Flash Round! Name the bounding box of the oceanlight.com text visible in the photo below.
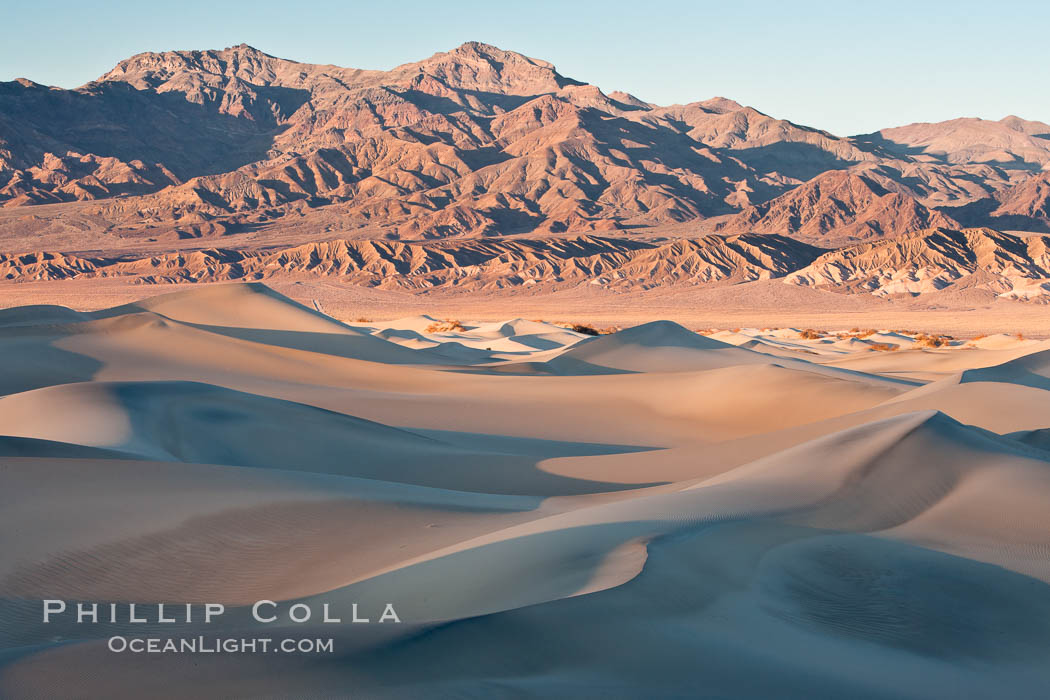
[107,636,335,654]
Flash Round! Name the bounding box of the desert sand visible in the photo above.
[3,274,1050,339]
[0,282,1048,698]
[5,30,1050,700]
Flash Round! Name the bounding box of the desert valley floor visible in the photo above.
[0,282,1049,698]
[3,272,1050,339]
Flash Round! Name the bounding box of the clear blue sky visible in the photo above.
[4,0,1048,136]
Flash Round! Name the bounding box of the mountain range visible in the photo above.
[1,42,1049,299]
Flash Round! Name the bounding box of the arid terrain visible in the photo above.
[1,283,1049,697]
[2,39,1050,699]
[1,42,1050,324]
[4,42,1050,243]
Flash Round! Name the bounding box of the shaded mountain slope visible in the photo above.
[3,42,1048,245]
[716,169,960,245]
[785,227,1050,299]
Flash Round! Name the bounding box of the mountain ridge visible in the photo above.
[1,42,1049,302]
[2,41,1046,245]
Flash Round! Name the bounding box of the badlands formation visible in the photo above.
[0,284,1049,697]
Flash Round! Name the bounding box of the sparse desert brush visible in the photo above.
[1017,332,1026,340]
[354,317,372,323]
[915,333,951,348]
[558,322,617,335]
[567,323,601,336]
[799,328,824,340]
[971,334,987,341]
[694,328,716,335]
[868,342,900,352]
[425,319,467,333]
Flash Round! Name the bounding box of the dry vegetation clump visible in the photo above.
[354,317,372,323]
[836,328,876,340]
[914,333,953,348]
[566,323,619,335]
[554,321,618,335]
[1017,332,1026,340]
[868,342,900,352]
[425,319,467,333]
[694,328,717,336]
[799,328,826,340]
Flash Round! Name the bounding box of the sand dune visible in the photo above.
[0,380,662,495]
[0,283,1048,699]
[545,320,762,374]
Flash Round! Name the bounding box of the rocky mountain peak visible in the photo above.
[1,42,1048,259]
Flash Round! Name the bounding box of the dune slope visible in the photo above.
[0,283,1048,699]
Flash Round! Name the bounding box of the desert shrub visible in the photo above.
[567,323,601,336]
[799,328,825,340]
[425,319,467,333]
[556,322,618,335]
[868,342,900,352]
[915,333,952,348]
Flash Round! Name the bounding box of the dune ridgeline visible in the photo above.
[0,283,1049,697]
